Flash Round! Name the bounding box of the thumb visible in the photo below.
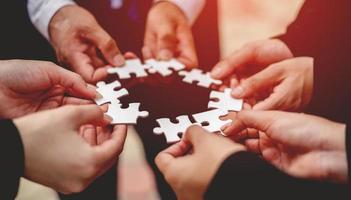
[84,27,125,66]
[157,28,178,60]
[231,63,282,99]
[182,125,211,150]
[64,105,107,128]
[223,110,279,138]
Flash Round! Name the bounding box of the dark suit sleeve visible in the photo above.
[205,151,351,200]
[0,120,24,199]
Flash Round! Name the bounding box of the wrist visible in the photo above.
[152,1,189,24]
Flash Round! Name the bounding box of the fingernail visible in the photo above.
[104,114,113,123]
[211,64,223,78]
[95,92,103,100]
[232,86,244,98]
[113,54,125,66]
[87,84,97,98]
[158,49,173,60]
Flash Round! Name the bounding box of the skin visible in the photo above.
[155,125,246,200]
[49,5,124,83]
[211,39,313,111]
[223,110,348,183]
[143,2,198,68]
[14,105,127,194]
[0,60,96,119]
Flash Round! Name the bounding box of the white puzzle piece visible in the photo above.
[178,69,222,88]
[192,109,232,133]
[145,58,185,76]
[153,115,194,143]
[95,81,128,105]
[208,88,243,112]
[106,103,149,124]
[107,58,149,79]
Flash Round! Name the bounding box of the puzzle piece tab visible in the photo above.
[106,103,149,124]
[208,88,243,112]
[153,115,194,143]
[178,69,222,88]
[145,58,185,76]
[94,81,128,105]
[107,58,149,79]
[192,109,232,133]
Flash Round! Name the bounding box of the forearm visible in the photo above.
[154,0,206,25]
[0,120,24,199]
[27,0,75,40]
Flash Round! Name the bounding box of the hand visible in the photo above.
[155,126,245,200]
[50,5,124,83]
[223,111,348,183]
[211,40,313,111]
[0,60,96,119]
[14,105,127,194]
[143,2,198,68]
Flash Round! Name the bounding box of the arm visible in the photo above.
[155,0,206,25]
[346,124,351,183]
[0,120,24,199]
[27,0,75,40]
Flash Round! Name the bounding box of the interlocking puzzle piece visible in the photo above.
[145,58,185,76]
[107,58,149,79]
[94,81,128,105]
[106,103,149,124]
[208,88,243,112]
[192,109,232,133]
[178,69,222,88]
[153,115,194,143]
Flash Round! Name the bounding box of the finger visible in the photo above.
[143,28,157,60]
[84,27,125,66]
[124,52,138,59]
[245,139,260,154]
[156,26,178,60]
[155,140,190,173]
[62,97,93,105]
[231,64,283,99]
[68,52,107,83]
[81,125,97,146]
[176,26,198,68]
[93,125,127,164]
[87,46,107,67]
[65,105,107,128]
[222,110,278,137]
[183,125,211,149]
[47,62,97,99]
[252,91,286,111]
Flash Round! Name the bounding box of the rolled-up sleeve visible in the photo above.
[154,0,206,25]
[27,0,76,40]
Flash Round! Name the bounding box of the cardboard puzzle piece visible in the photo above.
[192,109,232,133]
[107,58,149,79]
[94,81,128,105]
[178,69,222,88]
[153,115,194,143]
[106,103,149,124]
[145,58,185,77]
[208,88,243,112]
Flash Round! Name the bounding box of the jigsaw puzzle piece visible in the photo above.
[208,88,243,112]
[94,81,128,105]
[178,69,222,88]
[106,103,149,124]
[107,58,149,79]
[192,109,232,133]
[153,115,194,143]
[145,58,185,76]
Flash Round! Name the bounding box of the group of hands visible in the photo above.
[1,2,347,198]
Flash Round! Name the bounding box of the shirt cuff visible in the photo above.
[154,0,206,25]
[28,0,76,41]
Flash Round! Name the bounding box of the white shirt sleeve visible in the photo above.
[154,0,206,25]
[27,0,76,40]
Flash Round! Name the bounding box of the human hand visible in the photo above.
[14,105,127,194]
[211,40,313,111]
[143,2,198,68]
[0,60,96,119]
[49,5,124,83]
[223,110,348,183]
[156,126,245,200]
